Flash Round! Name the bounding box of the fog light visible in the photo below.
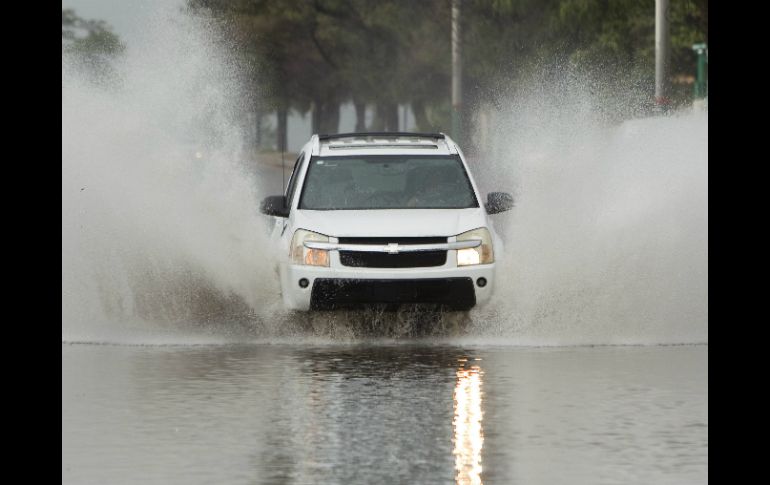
[476,277,487,288]
[299,278,309,288]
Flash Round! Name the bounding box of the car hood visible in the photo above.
[293,208,488,238]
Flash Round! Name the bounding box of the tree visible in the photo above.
[186,0,708,146]
[62,9,125,83]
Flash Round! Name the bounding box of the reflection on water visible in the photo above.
[453,359,484,485]
[62,344,707,485]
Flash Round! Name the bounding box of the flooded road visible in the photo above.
[62,3,707,483]
[62,343,707,484]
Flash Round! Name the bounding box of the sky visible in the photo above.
[62,0,181,46]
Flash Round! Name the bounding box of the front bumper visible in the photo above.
[310,278,476,310]
[279,261,494,311]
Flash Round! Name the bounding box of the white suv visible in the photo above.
[260,132,513,312]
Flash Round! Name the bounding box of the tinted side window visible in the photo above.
[285,152,305,207]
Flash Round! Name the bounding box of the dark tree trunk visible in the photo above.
[320,102,340,134]
[255,110,262,148]
[411,99,432,132]
[312,100,322,135]
[372,102,399,131]
[312,99,340,135]
[276,107,288,152]
[354,101,367,132]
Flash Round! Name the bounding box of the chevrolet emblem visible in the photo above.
[386,243,400,254]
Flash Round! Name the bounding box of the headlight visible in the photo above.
[290,229,330,267]
[456,228,494,266]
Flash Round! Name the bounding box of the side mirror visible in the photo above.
[485,192,514,214]
[260,195,289,218]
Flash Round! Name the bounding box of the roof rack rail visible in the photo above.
[318,132,445,141]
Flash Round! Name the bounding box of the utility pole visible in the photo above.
[655,0,671,110]
[451,0,462,142]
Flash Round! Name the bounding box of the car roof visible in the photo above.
[310,132,458,157]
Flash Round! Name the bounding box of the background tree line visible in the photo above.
[62,8,126,84]
[64,1,707,151]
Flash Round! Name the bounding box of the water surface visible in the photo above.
[62,343,707,484]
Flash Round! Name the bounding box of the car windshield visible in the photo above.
[299,155,479,210]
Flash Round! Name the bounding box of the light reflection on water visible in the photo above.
[62,344,707,485]
[453,360,484,485]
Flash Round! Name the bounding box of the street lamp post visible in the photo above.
[655,0,671,110]
[692,43,708,99]
[692,42,708,111]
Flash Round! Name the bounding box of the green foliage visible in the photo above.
[62,9,125,83]
[62,9,125,59]
[185,0,708,131]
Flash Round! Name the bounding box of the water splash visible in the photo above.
[62,7,707,346]
[62,6,282,343]
[471,76,708,345]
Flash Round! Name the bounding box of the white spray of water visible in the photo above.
[62,7,707,346]
[471,79,708,345]
[62,6,283,343]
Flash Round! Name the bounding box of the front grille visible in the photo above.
[338,237,447,268]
